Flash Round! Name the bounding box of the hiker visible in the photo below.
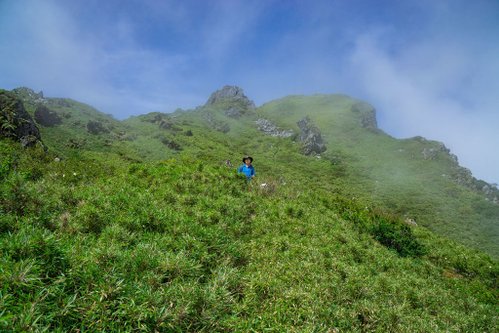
[238,156,255,181]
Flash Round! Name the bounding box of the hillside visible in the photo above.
[1,86,498,331]
[10,86,496,256]
[257,94,499,257]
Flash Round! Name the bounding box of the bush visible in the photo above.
[371,215,426,257]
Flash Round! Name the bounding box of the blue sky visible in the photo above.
[1,0,498,184]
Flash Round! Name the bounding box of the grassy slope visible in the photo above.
[0,139,497,332]
[9,89,499,257]
[1,90,497,330]
[258,94,499,257]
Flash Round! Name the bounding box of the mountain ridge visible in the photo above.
[0,85,497,331]
[1,85,498,257]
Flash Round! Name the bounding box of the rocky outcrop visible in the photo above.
[11,87,46,104]
[297,116,326,155]
[86,120,109,135]
[255,118,294,138]
[414,136,499,203]
[420,141,452,161]
[205,85,255,118]
[141,112,182,131]
[351,102,378,130]
[206,85,255,107]
[0,90,42,147]
[34,105,62,127]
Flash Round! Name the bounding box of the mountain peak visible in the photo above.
[205,85,255,109]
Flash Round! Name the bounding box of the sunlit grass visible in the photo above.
[0,139,497,331]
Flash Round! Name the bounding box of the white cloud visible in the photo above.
[0,0,205,117]
[348,30,499,184]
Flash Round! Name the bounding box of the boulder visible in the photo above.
[351,102,378,130]
[297,116,326,155]
[34,104,62,126]
[0,90,42,147]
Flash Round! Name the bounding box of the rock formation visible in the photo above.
[34,105,62,127]
[255,118,294,138]
[297,116,326,155]
[205,85,255,118]
[351,102,378,130]
[11,87,46,104]
[0,90,42,147]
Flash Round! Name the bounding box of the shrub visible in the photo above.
[371,215,426,257]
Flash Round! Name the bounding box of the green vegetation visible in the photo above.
[1,138,498,332]
[259,95,499,257]
[1,88,497,331]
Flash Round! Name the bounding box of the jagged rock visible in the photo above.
[205,85,255,118]
[224,107,243,118]
[34,105,62,127]
[11,87,46,104]
[297,116,326,155]
[351,102,378,130]
[86,120,109,135]
[206,85,255,107]
[422,147,438,160]
[0,90,42,147]
[255,118,294,137]
[422,143,450,160]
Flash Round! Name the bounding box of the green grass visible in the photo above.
[258,94,499,257]
[1,88,498,331]
[0,139,497,332]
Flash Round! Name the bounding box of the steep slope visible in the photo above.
[0,139,497,332]
[4,87,499,258]
[257,94,499,257]
[0,86,498,331]
[5,86,498,257]
[10,87,138,158]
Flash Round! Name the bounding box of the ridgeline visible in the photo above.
[1,86,497,332]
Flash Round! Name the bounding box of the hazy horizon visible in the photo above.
[1,0,498,184]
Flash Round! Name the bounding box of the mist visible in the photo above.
[1,0,498,184]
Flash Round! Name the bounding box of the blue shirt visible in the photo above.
[238,164,255,180]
